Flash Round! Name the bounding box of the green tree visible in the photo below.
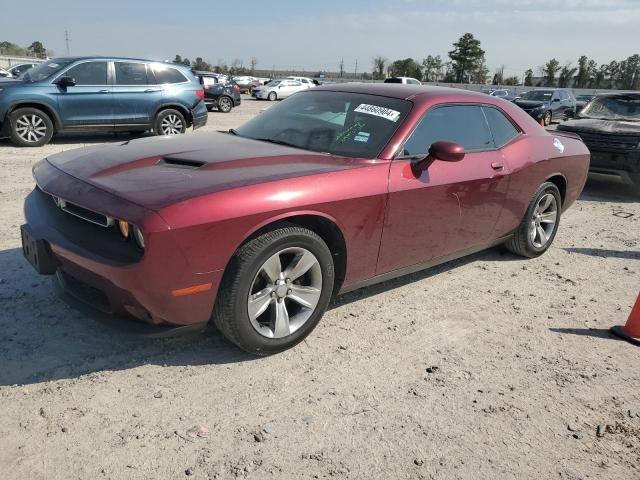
[541,58,560,87]
[448,33,486,83]
[524,69,533,86]
[606,61,620,88]
[250,57,258,75]
[0,41,27,56]
[592,64,607,89]
[558,63,577,88]
[372,55,387,80]
[389,58,421,78]
[27,41,47,58]
[192,57,211,71]
[574,56,591,88]
[503,76,520,86]
[173,54,183,64]
[422,55,443,82]
[492,65,504,85]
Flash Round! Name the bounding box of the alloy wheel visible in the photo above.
[218,97,232,112]
[247,247,322,338]
[15,114,47,143]
[160,114,183,135]
[529,193,557,248]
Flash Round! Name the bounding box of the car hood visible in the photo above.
[558,118,640,135]
[45,132,368,211]
[513,99,547,108]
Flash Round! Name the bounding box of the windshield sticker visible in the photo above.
[354,131,370,143]
[354,104,401,122]
[336,121,365,144]
[553,138,565,153]
[48,63,59,68]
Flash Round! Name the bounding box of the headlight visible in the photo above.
[132,226,145,249]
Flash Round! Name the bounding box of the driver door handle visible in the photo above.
[491,161,504,170]
[98,89,110,93]
[144,89,160,93]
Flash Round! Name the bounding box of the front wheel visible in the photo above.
[505,182,561,258]
[213,225,334,355]
[9,107,54,147]
[217,96,233,113]
[154,109,186,136]
[267,91,277,101]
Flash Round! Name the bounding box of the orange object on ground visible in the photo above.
[611,293,640,346]
[540,118,545,127]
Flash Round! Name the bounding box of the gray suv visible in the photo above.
[0,57,208,147]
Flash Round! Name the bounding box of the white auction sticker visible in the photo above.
[354,104,401,122]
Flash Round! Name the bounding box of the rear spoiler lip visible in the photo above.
[552,130,583,141]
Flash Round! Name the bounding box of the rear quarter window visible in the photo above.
[151,65,188,84]
[482,107,520,148]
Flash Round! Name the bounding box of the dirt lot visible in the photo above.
[0,96,639,480]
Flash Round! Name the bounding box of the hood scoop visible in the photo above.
[159,156,206,169]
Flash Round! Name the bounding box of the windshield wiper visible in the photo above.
[228,128,239,135]
[254,137,299,149]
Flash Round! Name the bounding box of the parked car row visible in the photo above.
[194,71,241,112]
[252,77,315,101]
[0,62,39,79]
[0,56,208,146]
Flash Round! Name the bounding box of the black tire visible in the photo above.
[542,111,552,126]
[217,96,233,113]
[9,107,54,147]
[213,225,335,356]
[268,91,277,101]
[505,182,562,258]
[153,109,186,136]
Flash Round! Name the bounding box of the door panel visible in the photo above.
[112,62,162,126]
[378,152,509,273]
[55,61,112,128]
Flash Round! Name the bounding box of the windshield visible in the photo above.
[265,80,281,86]
[520,90,553,101]
[576,95,594,102]
[580,95,640,121]
[235,90,412,158]
[23,58,76,82]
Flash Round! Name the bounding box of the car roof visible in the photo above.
[50,56,160,63]
[314,82,491,102]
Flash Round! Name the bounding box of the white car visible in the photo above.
[285,76,316,88]
[252,79,308,101]
[0,68,12,78]
[384,77,422,85]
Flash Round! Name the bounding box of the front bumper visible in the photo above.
[23,182,220,328]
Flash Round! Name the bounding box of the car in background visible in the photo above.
[384,77,422,85]
[285,76,316,88]
[232,76,261,93]
[484,89,516,101]
[513,89,576,126]
[0,68,12,78]
[21,84,589,355]
[195,71,241,113]
[0,57,207,147]
[558,92,640,189]
[8,63,38,78]
[251,79,307,101]
[575,94,595,114]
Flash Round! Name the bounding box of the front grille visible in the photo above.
[51,195,114,227]
[577,131,640,152]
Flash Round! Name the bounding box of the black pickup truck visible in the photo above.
[558,93,640,189]
[194,71,241,113]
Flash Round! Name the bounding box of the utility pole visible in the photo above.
[339,58,344,78]
[354,59,358,78]
[65,30,70,55]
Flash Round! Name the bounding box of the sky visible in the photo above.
[1,0,639,77]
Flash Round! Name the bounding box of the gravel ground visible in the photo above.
[1,96,639,480]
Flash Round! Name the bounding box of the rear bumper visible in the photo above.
[23,185,220,328]
[191,101,208,129]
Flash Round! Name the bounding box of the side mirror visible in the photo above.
[55,76,76,87]
[412,141,465,175]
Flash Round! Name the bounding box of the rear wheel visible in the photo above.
[268,91,277,101]
[217,96,233,113]
[154,109,186,136]
[505,182,561,258]
[213,225,334,355]
[9,107,54,147]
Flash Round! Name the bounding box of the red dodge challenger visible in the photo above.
[21,84,590,355]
